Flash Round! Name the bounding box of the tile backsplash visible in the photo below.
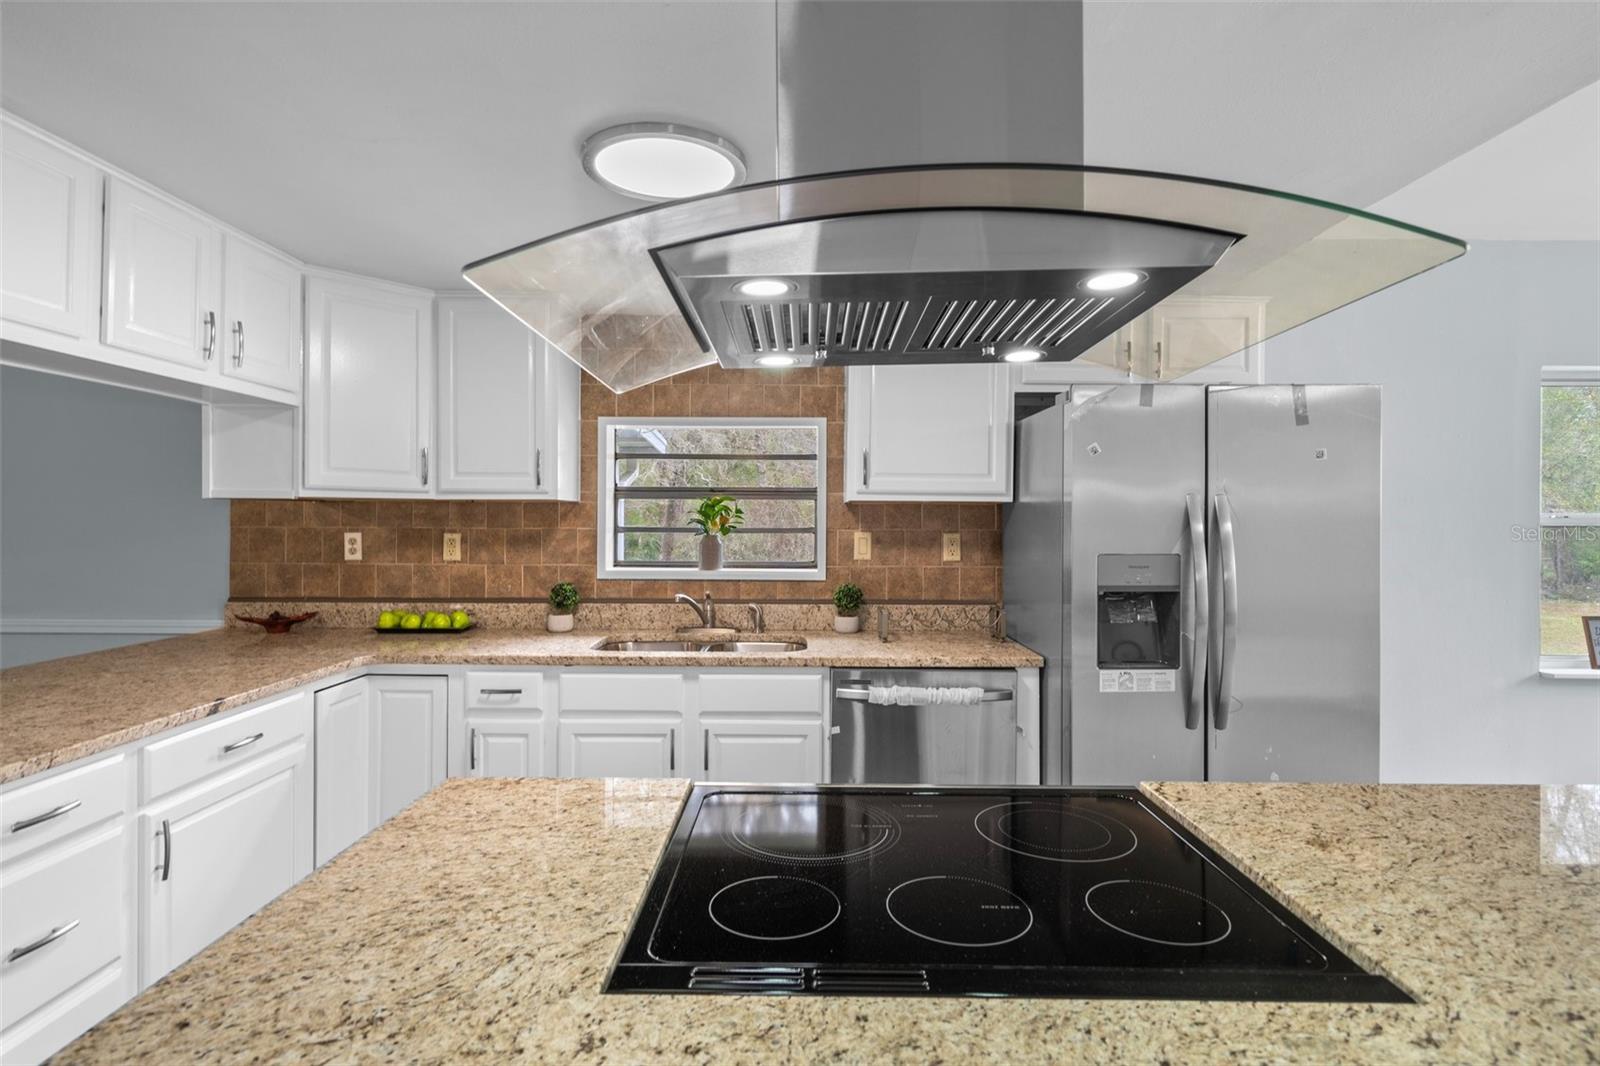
[228,365,1003,605]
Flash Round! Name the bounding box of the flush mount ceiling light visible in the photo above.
[1084,270,1144,293]
[755,354,797,367]
[581,122,747,202]
[736,278,792,297]
[1002,348,1045,363]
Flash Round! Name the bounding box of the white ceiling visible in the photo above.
[2,2,1595,290]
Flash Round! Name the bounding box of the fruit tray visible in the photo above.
[372,623,477,635]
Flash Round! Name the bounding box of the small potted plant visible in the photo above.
[833,582,865,633]
[688,495,744,571]
[547,581,580,633]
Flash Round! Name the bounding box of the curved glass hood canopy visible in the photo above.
[463,164,1466,394]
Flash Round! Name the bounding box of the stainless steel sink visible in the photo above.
[592,638,807,653]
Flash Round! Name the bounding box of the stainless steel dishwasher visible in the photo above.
[829,668,1019,785]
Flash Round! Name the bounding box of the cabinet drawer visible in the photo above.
[0,755,127,864]
[0,823,128,1032]
[465,671,544,710]
[560,673,684,714]
[141,690,312,803]
[700,673,825,715]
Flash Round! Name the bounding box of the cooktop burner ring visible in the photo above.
[708,876,842,941]
[885,875,1035,948]
[974,801,1138,863]
[1084,879,1234,947]
[724,802,902,866]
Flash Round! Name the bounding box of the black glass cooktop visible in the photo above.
[606,786,1410,1001]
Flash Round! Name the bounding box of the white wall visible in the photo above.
[0,364,230,667]
[1261,242,1600,784]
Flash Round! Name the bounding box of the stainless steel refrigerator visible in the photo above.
[1004,384,1380,784]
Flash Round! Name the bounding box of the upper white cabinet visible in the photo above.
[1010,332,1133,391]
[220,235,301,393]
[0,119,100,341]
[102,178,223,370]
[845,364,1012,501]
[436,295,579,499]
[1145,297,1265,383]
[303,272,434,494]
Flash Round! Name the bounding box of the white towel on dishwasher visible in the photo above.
[866,685,987,706]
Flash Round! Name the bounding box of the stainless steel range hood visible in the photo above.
[463,3,1465,393]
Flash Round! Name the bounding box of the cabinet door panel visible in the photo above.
[467,713,545,778]
[303,276,432,492]
[103,179,221,368]
[0,122,99,338]
[558,721,677,779]
[703,721,824,783]
[848,364,1011,500]
[1148,298,1265,383]
[314,678,371,866]
[437,297,543,494]
[221,236,300,393]
[370,677,446,822]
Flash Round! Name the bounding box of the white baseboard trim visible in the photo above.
[0,617,223,635]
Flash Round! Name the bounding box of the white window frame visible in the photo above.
[596,416,828,582]
[1538,365,1600,675]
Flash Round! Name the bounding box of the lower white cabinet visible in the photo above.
[138,736,312,986]
[558,720,680,779]
[701,720,825,783]
[313,677,372,866]
[466,713,545,778]
[370,677,447,822]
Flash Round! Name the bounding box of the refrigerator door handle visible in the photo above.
[1213,491,1240,730]
[1184,493,1209,731]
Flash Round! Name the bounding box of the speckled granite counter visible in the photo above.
[56,779,1600,1064]
[0,628,1040,783]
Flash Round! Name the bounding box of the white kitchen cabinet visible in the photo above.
[1144,297,1266,383]
[313,677,372,867]
[0,118,100,341]
[700,720,824,783]
[1009,332,1133,391]
[220,235,301,393]
[466,713,546,778]
[302,272,434,494]
[201,403,297,499]
[436,295,579,499]
[558,720,681,779]
[102,178,223,370]
[845,364,1012,501]
[139,737,313,986]
[370,676,447,822]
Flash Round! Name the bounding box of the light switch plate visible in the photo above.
[343,531,362,561]
[942,533,962,562]
[443,532,463,562]
[853,531,872,561]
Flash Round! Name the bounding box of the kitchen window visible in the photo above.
[1538,367,1600,671]
[597,417,827,581]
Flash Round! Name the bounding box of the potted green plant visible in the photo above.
[547,581,580,633]
[833,582,865,634]
[688,495,744,571]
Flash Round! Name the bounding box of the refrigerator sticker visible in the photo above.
[1099,670,1177,694]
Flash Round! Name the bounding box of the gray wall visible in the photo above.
[0,364,229,667]
[1262,241,1600,784]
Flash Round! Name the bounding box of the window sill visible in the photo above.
[1539,659,1600,681]
[599,567,825,583]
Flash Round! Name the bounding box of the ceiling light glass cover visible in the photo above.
[581,122,746,202]
[466,165,1466,393]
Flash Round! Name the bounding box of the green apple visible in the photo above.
[377,611,400,630]
[451,610,471,629]
[429,615,452,629]
[401,613,422,630]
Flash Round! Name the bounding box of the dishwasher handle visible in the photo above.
[834,687,1014,704]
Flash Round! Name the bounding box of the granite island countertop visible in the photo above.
[0,627,1042,783]
[56,779,1600,1064]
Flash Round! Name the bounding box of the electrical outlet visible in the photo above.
[343,531,362,561]
[853,531,872,561]
[443,532,463,562]
[942,532,962,562]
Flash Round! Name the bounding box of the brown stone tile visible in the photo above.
[339,564,375,598]
[229,523,250,562]
[815,366,845,386]
[854,503,892,531]
[318,529,344,562]
[922,567,961,600]
[580,383,617,417]
[467,527,506,564]
[904,530,943,566]
[922,503,960,530]
[798,386,836,417]
[411,500,451,528]
[523,502,560,528]
[373,500,412,527]
[396,528,434,565]
[652,384,694,416]
[301,563,340,598]
[449,501,487,528]
[303,499,343,527]
[829,495,858,531]
[882,502,921,530]
[522,565,558,599]
[559,501,596,530]
[615,386,655,417]
[883,566,923,600]
[762,385,801,416]
[870,530,907,567]
[231,500,266,527]
[341,500,377,525]
[285,527,324,564]
[959,503,998,530]
[374,564,413,598]
[485,501,522,528]
[485,564,522,598]
[264,500,302,527]
[826,453,844,492]
[692,384,736,416]
[544,528,578,564]
[359,527,396,564]
[577,529,598,568]
[413,564,451,598]
[247,527,286,563]
[848,568,887,601]
[506,529,544,563]
[230,563,265,598]
[965,529,1002,565]
[449,565,487,598]
[960,566,999,602]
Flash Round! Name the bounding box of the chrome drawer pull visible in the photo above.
[159,818,172,882]
[6,919,80,964]
[9,799,82,834]
[478,688,523,696]
[221,732,265,754]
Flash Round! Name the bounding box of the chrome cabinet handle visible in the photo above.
[1185,493,1209,731]
[862,451,869,488]
[201,310,217,361]
[232,319,244,366]
[535,449,542,489]
[478,688,522,696]
[6,919,80,964]
[703,729,710,773]
[10,799,82,834]
[421,447,429,486]
[469,728,478,771]
[221,732,264,755]
[1213,492,1240,731]
[159,818,172,882]
[669,730,675,773]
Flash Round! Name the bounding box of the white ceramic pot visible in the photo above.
[698,534,723,571]
[546,612,575,633]
[834,614,861,634]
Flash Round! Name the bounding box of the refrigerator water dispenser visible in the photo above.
[1096,554,1180,668]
